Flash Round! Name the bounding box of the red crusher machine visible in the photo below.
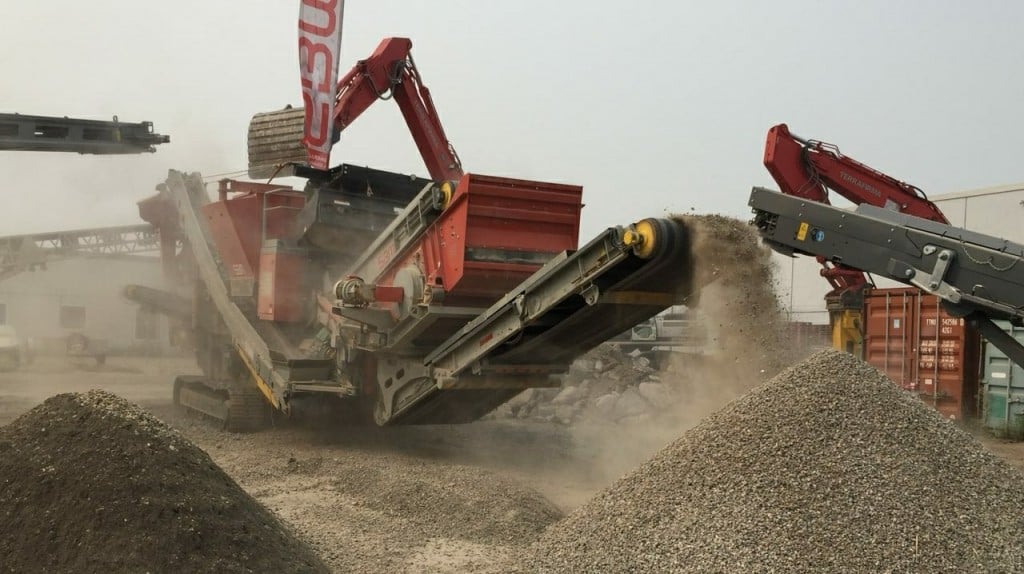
[136,35,696,430]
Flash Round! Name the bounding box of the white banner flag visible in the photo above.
[298,0,345,170]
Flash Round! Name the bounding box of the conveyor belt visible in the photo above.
[387,388,524,425]
[384,218,693,425]
[748,186,1024,371]
[163,171,354,430]
[492,218,692,366]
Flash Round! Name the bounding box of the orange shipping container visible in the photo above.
[863,287,981,420]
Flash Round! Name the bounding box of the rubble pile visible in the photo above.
[524,350,1024,573]
[492,346,673,426]
[0,390,329,574]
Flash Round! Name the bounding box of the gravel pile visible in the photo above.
[0,390,329,574]
[523,349,1024,573]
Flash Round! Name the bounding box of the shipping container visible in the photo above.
[981,321,1024,439]
[863,288,981,420]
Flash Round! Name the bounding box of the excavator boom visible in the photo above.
[762,123,954,353]
[248,38,462,181]
[764,123,947,222]
[331,38,462,181]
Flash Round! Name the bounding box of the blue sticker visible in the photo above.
[811,229,825,242]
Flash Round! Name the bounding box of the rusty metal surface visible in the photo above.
[863,287,981,420]
[257,241,308,323]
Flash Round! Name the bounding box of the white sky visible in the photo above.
[2,0,1022,239]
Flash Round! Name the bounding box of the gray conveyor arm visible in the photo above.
[748,186,1024,369]
[162,171,291,407]
[0,113,169,154]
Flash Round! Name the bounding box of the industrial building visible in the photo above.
[0,256,171,354]
[773,183,1024,324]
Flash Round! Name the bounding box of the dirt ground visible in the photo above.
[0,357,655,573]
[4,356,1024,573]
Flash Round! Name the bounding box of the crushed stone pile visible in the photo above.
[0,390,329,574]
[523,350,1024,573]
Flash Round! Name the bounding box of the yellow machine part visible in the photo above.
[829,308,863,357]
[622,219,658,259]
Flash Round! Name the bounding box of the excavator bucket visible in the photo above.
[247,107,307,179]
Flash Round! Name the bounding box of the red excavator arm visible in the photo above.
[764,124,947,221]
[329,38,463,182]
[763,123,949,293]
[248,38,464,182]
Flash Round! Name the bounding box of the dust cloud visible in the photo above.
[0,210,799,526]
[0,114,232,236]
[548,214,802,501]
[425,214,802,513]
[680,213,797,374]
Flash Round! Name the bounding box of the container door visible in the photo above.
[864,288,979,420]
[915,296,978,420]
[864,290,916,389]
[982,321,1024,438]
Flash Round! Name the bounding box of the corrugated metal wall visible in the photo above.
[981,321,1024,438]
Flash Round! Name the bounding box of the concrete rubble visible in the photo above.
[489,346,693,426]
